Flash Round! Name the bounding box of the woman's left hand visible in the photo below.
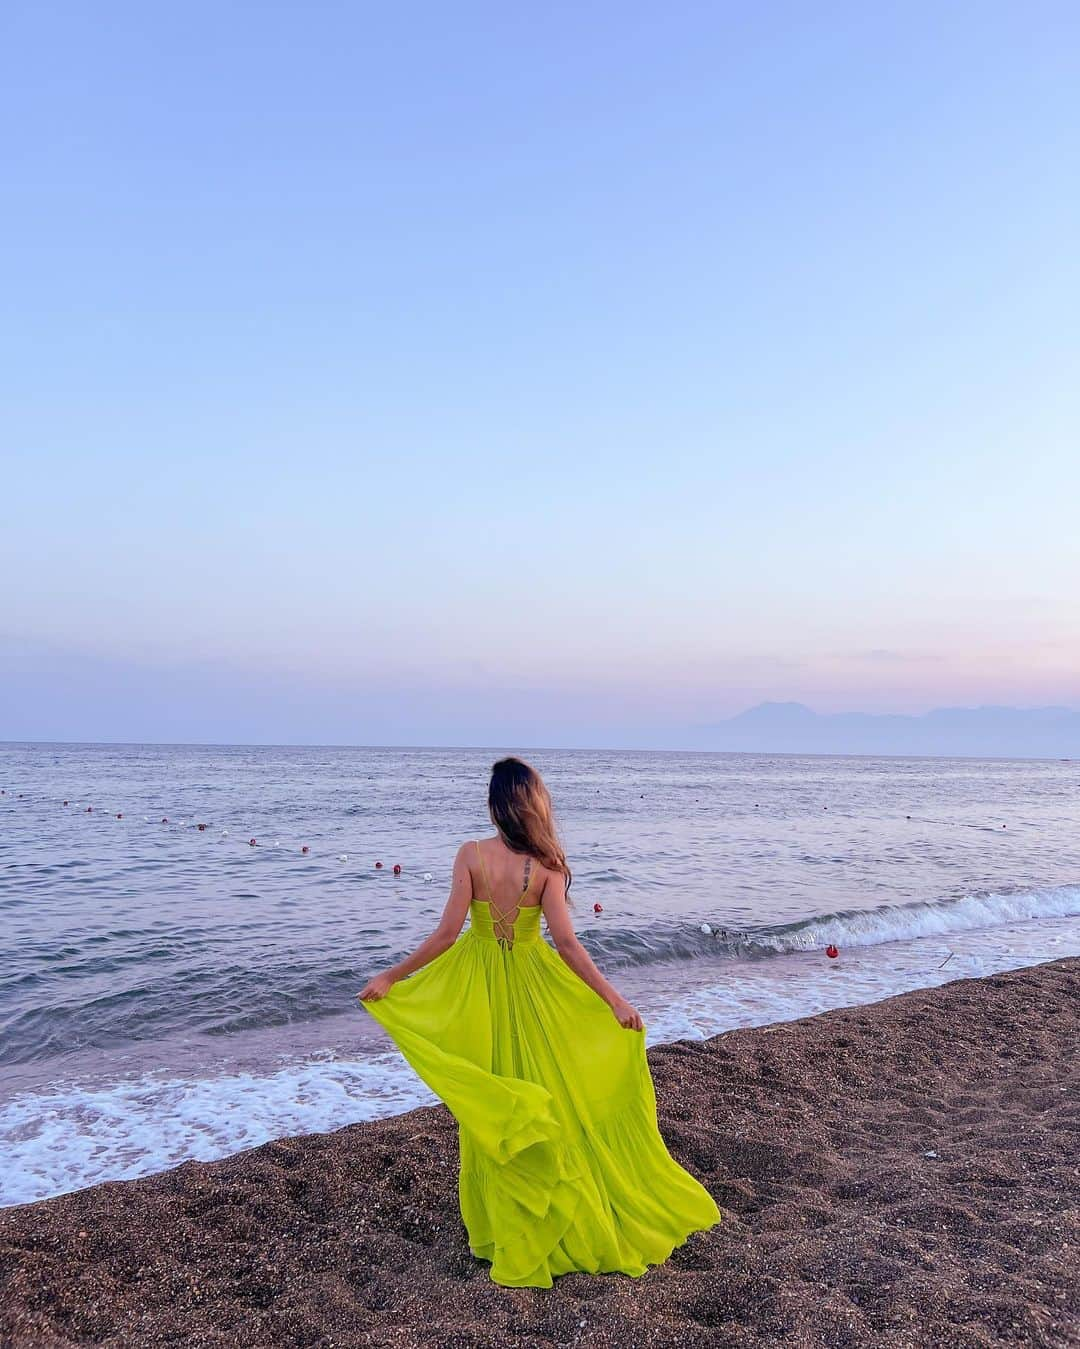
[356,971,395,1002]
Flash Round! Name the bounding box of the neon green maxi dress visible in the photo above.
[360,843,720,1287]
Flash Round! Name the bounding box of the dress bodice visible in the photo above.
[469,899,542,947]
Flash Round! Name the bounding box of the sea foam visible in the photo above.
[4,909,1076,1210]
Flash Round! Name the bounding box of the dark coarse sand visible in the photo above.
[2,959,1077,1349]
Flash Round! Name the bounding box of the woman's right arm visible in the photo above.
[356,843,473,1002]
[540,870,644,1031]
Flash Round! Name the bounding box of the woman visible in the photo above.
[357,756,720,1287]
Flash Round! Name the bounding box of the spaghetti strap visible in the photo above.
[474,840,494,903]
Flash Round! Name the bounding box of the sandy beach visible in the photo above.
[2,957,1076,1348]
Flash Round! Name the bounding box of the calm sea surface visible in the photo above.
[2,742,1079,1206]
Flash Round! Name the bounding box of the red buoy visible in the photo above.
[63,800,69,806]
[825,944,839,959]
[161,817,168,824]
[249,838,257,847]
[593,902,603,913]
[393,863,402,875]
[86,807,93,813]
[375,861,383,869]
[116,813,123,819]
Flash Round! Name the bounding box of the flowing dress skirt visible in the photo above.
[360,901,720,1287]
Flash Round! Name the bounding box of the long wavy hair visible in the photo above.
[488,757,572,901]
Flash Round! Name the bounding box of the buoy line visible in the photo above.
[0,790,432,878]
[0,789,1031,937]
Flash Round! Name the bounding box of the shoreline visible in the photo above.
[7,917,1079,1211]
[2,959,1077,1347]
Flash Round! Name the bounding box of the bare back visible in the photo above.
[470,836,546,909]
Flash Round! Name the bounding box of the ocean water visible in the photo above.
[2,742,1079,1208]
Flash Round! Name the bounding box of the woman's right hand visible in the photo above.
[609,996,644,1031]
[356,971,395,1002]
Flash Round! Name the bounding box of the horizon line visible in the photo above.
[0,737,1074,766]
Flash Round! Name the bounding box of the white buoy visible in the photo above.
[338,853,348,862]
[423,872,433,882]
[700,923,713,935]
[221,829,229,836]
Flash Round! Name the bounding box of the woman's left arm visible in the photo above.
[356,843,474,1002]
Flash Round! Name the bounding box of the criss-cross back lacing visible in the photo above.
[475,841,534,948]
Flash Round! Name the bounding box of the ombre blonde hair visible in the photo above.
[488,757,572,900]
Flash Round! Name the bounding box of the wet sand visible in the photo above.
[2,958,1077,1348]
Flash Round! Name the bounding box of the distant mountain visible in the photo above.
[694,702,1080,758]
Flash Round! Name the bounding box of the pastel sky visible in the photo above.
[2,2,1078,746]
